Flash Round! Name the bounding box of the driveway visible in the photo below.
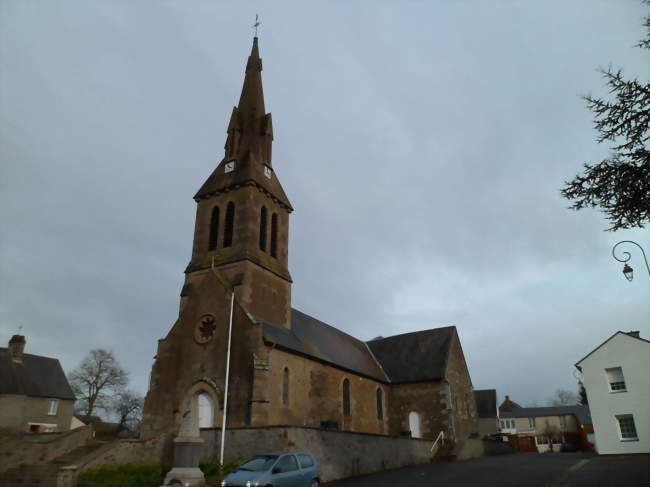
[324,453,650,487]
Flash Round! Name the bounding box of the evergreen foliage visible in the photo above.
[562,1,650,230]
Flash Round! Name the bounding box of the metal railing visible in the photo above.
[431,430,445,455]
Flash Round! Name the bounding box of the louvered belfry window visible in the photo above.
[208,206,220,251]
[224,202,235,248]
[259,206,268,251]
[270,213,278,257]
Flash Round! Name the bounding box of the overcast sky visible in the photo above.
[1,0,648,409]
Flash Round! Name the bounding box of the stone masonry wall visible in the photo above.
[200,426,434,482]
[260,347,389,434]
[0,425,93,473]
[446,333,478,441]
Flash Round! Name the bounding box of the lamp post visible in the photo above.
[612,241,650,282]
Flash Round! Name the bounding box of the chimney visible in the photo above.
[627,331,640,338]
[8,335,25,363]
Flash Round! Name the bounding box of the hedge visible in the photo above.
[77,459,241,487]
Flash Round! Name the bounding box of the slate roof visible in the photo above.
[367,327,456,383]
[474,389,498,418]
[500,405,592,425]
[259,309,457,384]
[0,348,75,401]
[259,309,388,382]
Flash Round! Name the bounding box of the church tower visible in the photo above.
[185,37,292,328]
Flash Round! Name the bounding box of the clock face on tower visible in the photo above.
[194,314,217,344]
[225,160,235,173]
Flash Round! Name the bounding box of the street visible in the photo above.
[325,453,650,487]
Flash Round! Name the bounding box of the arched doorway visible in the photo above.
[409,411,422,438]
[198,392,215,428]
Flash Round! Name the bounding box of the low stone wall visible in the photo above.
[200,426,434,482]
[79,433,172,471]
[0,425,93,472]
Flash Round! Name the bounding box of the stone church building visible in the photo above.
[141,38,477,447]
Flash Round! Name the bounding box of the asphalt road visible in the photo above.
[324,453,650,487]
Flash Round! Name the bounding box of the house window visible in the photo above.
[282,367,289,406]
[223,202,235,247]
[528,417,536,429]
[559,416,567,429]
[605,367,627,392]
[48,399,59,416]
[376,388,383,420]
[342,379,351,417]
[208,206,220,251]
[616,415,638,440]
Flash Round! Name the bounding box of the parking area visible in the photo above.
[325,453,649,487]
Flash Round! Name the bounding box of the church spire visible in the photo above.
[238,37,265,117]
[223,36,273,166]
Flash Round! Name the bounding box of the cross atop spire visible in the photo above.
[252,14,261,37]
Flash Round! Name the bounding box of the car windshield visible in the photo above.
[237,455,278,472]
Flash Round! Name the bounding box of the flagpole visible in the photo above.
[219,288,235,465]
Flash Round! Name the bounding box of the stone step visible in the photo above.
[52,440,106,465]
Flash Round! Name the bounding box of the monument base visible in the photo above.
[161,437,206,486]
[161,467,206,487]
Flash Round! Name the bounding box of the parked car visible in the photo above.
[221,452,320,487]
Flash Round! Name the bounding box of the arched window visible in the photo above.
[282,367,289,406]
[197,392,214,428]
[376,388,384,420]
[409,411,422,438]
[270,213,278,257]
[259,207,268,251]
[223,202,235,248]
[342,378,351,417]
[208,206,220,251]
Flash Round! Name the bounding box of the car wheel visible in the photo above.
[311,480,319,487]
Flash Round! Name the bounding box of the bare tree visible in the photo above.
[548,388,578,407]
[112,389,144,436]
[67,349,128,416]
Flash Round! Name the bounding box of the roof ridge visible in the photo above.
[366,325,456,343]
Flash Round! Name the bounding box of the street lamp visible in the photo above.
[612,241,649,282]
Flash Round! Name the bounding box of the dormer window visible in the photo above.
[225,160,235,173]
[264,165,272,179]
[605,367,627,392]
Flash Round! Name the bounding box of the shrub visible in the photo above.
[77,462,169,487]
[78,459,242,487]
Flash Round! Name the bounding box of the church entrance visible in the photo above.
[409,411,422,438]
[198,392,215,428]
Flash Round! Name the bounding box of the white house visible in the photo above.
[575,331,650,454]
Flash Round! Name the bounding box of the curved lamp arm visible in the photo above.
[612,241,650,280]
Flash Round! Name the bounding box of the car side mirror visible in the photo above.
[272,467,281,474]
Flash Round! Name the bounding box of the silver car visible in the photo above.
[221,452,320,487]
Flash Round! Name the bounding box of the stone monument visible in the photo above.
[161,395,206,486]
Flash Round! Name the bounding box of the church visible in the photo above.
[141,37,477,448]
